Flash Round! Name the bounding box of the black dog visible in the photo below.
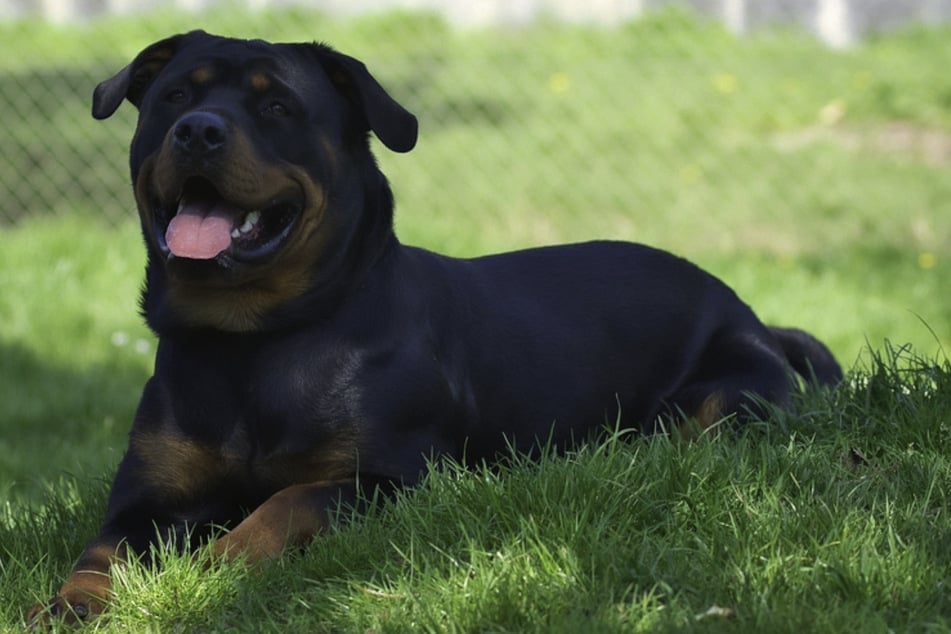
[30,30,841,623]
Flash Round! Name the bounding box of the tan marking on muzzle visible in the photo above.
[133,120,331,331]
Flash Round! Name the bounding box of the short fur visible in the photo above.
[30,31,840,623]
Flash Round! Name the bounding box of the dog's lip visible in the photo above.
[151,177,303,265]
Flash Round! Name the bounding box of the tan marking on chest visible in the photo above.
[131,430,234,500]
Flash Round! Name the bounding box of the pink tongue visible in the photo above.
[166,204,233,259]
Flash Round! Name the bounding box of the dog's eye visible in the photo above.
[166,89,187,104]
[263,102,289,117]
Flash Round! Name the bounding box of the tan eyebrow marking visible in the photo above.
[250,72,271,92]
[190,65,213,84]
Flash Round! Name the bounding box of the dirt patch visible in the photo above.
[772,122,951,166]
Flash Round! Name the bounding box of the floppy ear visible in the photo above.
[313,45,418,153]
[92,30,206,120]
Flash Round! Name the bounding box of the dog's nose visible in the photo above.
[173,111,229,156]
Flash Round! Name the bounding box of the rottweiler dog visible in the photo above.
[30,30,841,623]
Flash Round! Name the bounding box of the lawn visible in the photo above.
[1,7,949,632]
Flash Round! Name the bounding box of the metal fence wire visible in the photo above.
[1,3,949,260]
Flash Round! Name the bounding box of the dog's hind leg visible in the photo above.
[769,326,843,386]
[656,329,794,436]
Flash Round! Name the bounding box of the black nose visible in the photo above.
[173,111,229,156]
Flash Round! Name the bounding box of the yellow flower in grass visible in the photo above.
[918,252,936,270]
[680,164,703,184]
[781,78,801,97]
[712,72,738,95]
[548,72,571,94]
[851,71,873,91]
[776,253,797,270]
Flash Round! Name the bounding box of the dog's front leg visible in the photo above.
[28,427,216,624]
[27,536,127,625]
[212,481,358,565]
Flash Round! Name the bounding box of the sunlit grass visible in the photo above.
[5,347,950,631]
[1,8,950,632]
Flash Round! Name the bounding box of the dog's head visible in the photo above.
[94,31,417,331]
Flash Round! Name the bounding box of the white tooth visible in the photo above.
[231,228,241,238]
[239,210,261,235]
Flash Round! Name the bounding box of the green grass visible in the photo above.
[1,7,950,632]
[4,348,951,632]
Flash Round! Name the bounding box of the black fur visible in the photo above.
[31,31,840,624]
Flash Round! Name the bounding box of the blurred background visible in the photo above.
[0,1,949,496]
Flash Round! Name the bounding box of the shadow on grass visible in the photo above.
[0,339,147,501]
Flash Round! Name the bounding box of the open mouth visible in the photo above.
[153,177,302,264]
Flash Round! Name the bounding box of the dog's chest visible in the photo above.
[154,336,365,486]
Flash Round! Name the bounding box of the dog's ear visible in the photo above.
[92,30,207,120]
[312,45,418,153]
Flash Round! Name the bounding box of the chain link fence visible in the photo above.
[1,2,949,260]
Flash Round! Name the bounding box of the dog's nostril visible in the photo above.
[173,112,228,154]
[175,123,193,143]
[203,126,225,148]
